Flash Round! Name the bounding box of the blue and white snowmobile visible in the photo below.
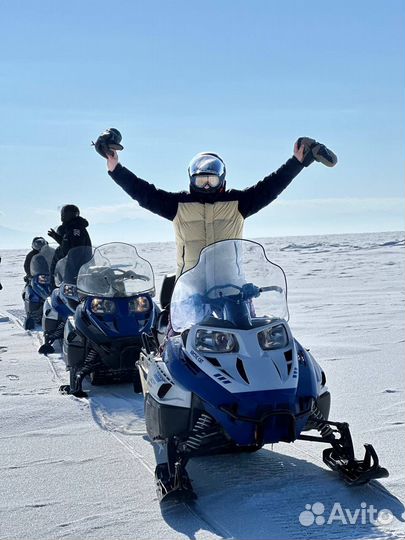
[23,245,55,330]
[138,239,388,502]
[39,246,93,355]
[60,242,159,398]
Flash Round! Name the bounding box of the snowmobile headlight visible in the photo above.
[90,298,115,314]
[195,329,239,353]
[128,296,150,313]
[38,274,49,284]
[63,284,77,299]
[258,324,289,350]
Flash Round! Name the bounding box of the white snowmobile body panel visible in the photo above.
[184,320,299,394]
[139,350,192,409]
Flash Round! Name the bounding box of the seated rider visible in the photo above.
[95,131,336,341]
[48,204,92,283]
[23,237,48,282]
[94,130,335,281]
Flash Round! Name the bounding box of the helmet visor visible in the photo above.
[189,154,225,178]
[192,175,221,189]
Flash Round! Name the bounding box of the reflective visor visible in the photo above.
[188,154,225,178]
[192,174,221,189]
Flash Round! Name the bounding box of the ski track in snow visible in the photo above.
[1,231,405,539]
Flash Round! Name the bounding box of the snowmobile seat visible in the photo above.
[156,274,176,345]
[160,273,176,311]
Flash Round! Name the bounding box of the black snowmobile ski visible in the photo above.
[155,462,196,503]
[58,384,88,398]
[323,443,389,485]
[300,417,389,485]
[58,366,88,398]
[39,321,66,355]
[24,317,35,330]
[38,342,56,355]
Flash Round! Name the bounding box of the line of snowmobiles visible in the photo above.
[26,238,389,501]
[33,242,159,397]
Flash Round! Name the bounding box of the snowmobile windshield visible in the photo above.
[76,243,155,298]
[54,246,94,287]
[30,245,56,276]
[170,239,288,333]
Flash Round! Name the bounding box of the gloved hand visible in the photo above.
[48,228,63,244]
[23,275,30,283]
[295,137,338,167]
[92,128,124,159]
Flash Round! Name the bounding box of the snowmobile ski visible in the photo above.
[38,342,55,355]
[155,462,196,503]
[323,443,389,485]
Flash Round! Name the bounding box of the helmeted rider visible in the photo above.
[23,237,48,281]
[48,205,92,282]
[94,129,336,278]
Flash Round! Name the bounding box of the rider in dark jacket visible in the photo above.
[48,205,92,281]
[106,146,305,277]
[94,130,337,278]
[23,237,48,281]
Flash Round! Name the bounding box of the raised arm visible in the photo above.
[107,150,179,221]
[237,142,305,218]
[237,137,337,218]
[93,129,180,221]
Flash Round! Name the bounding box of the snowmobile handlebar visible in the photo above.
[198,283,283,305]
[260,285,283,293]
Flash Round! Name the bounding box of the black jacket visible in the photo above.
[50,217,92,280]
[24,249,39,277]
[108,157,304,220]
[57,217,92,256]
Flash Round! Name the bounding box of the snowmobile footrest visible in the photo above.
[323,443,389,485]
[155,463,196,503]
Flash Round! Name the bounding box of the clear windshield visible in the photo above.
[30,245,56,276]
[76,243,155,298]
[170,239,288,332]
[54,246,94,287]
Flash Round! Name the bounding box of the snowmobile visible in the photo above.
[39,246,93,355]
[60,242,159,398]
[23,245,55,330]
[138,239,389,502]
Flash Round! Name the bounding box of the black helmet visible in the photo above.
[32,237,47,251]
[61,204,80,223]
[188,152,226,194]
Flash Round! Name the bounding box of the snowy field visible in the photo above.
[0,231,404,540]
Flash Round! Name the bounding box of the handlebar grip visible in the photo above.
[260,286,283,293]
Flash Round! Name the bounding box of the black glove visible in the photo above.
[92,128,124,158]
[296,137,338,167]
[23,275,30,283]
[48,228,63,244]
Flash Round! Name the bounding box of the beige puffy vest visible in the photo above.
[173,200,244,277]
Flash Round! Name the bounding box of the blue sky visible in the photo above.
[0,0,404,247]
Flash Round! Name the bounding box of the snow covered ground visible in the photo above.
[0,231,404,540]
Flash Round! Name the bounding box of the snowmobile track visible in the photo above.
[8,310,234,539]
